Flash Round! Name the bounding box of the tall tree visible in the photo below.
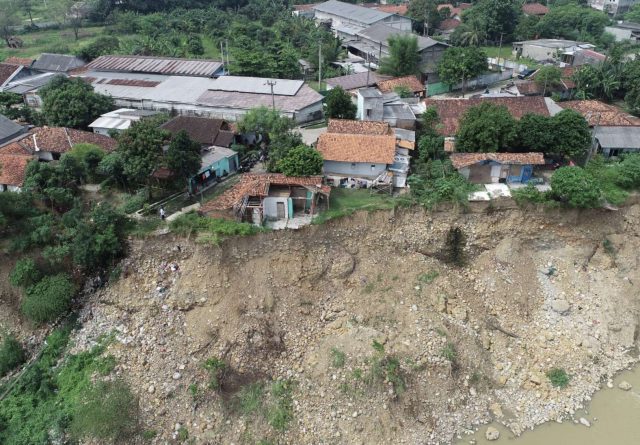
[19,0,35,28]
[324,86,356,120]
[237,106,294,142]
[379,35,421,77]
[166,130,202,186]
[516,113,555,153]
[39,76,114,129]
[437,46,487,96]
[407,0,442,35]
[534,66,562,95]
[462,0,520,42]
[552,109,592,160]
[456,102,517,152]
[116,118,166,186]
[277,146,323,176]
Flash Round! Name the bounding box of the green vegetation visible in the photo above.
[267,379,295,431]
[456,102,518,153]
[547,368,570,388]
[169,212,261,244]
[417,270,439,284]
[70,379,139,443]
[408,159,477,210]
[0,327,123,445]
[9,258,41,288]
[365,340,406,395]
[330,347,346,368]
[236,382,264,415]
[277,145,324,177]
[437,46,488,95]
[441,342,457,363]
[0,335,26,377]
[21,274,75,324]
[378,34,421,77]
[166,130,202,186]
[324,86,357,120]
[203,357,226,390]
[313,188,395,224]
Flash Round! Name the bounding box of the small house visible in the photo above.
[8,127,117,161]
[450,152,545,184]
[89,108,159,135]
[160,116,235,148]
[199,173,330,227]
[190,146,239,194]
[0,152,32,192]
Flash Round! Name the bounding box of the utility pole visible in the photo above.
[318,40,322,91]
[378,41,382,67]
[220,41,225,75]
[265,80,276,110]
[497,32,505,70]
[225,39,230,75]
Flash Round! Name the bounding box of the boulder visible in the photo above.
[551,299,570,315]
[618,381,632,391]
[485,426,500,441]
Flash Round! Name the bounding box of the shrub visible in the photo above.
[0,335,26,377]
[550,167,601,208]
[169,212,260,244]
[330,347,346,368]
[203,357,226,390]
[9,258,41,288]
[417,270,439,284]
[70,379,139,442]
[267,380,294,432]
[547,368,570,388]
[236,382,264,415]
[512,184,551,206]
[21,274,75,324]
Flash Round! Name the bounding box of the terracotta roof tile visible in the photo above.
[522,2,549,15]
[374,4,408,15]
[19,127,117,154]
[423,96,550,136]
[377,75,424,94]
[317,133,396,164]
[0,140,32,155]
[160,116,231,146]
[201,173,327,212]
[0,63,21,86]
[0,154,32,187]
[438,18,461,31]
[3,57,34,67]
[450,152,545,169]
[559,100,640,126]
[327,119,392,135]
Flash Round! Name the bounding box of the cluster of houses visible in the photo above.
[2,0,640,226]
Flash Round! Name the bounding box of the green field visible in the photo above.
[314,188,396,224]
[0,26,106,60]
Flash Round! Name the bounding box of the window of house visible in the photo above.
[371,164,376,169]
[510,165,523,176]
[366,109,371,117]
[351,163,356,168]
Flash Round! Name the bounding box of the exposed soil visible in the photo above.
[6,204,640,444]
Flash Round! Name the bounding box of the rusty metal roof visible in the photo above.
[85,55,224,78]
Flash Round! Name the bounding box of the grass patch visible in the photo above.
[417,270,439,284]
[364,341,406,396]
[0,325,120,445]
[441,342,457,363]
[314,188,395,224]
[0,26,106,60]
[330,347,346,368]
[203,357,226,390]
[236,382,264,415]
[0,335,26,378]
[479,45,540,67]
[547,368,570,388]
[362,282,375,294]
[127,217,163,238]
[169,212,262,244]
[266,379,295,432]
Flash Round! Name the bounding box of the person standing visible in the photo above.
[159,206,166,221]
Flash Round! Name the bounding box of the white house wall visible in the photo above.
[263,197,290,220]
[323,160,388,178]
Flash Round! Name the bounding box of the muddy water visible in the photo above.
[457,366,640,445]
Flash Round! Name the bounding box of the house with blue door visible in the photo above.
[450,152,545,184]
[190,146,239,194]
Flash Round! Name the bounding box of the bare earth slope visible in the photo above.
[71,205,640,444]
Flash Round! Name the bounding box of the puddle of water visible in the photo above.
[457,367,640,445]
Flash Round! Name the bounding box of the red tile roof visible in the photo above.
[558,100,640,126]
[438,18,461,31]
[3,57,34,67]
[0,141,32,155]
[327,119,392,136]
[201,173,328,212]
[19,127,117,154]
[317,133,396,164]
[0,63,22,86]
[423,97,551,136]
[377,75,424,94]
[374,4,408,15]
[450,152,545,169]
[522,2,549,15]
[0,154,32,187]
[160,116,232,146]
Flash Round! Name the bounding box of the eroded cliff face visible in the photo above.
[62,205,640,444]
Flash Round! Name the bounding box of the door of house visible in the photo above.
[276,202,285,219]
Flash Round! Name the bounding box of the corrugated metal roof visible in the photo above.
[85,55,224,78]
[208,76,304,96]
[313,0,393,24]
[595,126,640,149]
[88,116,134,131]
[2,72,60,94]
[32,53,85,72]
[357,23,446,51]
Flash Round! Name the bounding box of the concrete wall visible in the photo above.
[323,160,387,178]
[0,184,22,192]
[357,94,383,120]
[263,197,292,220]
[314,10,411,33]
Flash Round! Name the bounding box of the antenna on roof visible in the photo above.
[265,80,277,110]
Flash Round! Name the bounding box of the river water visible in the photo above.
[456,366,640,445]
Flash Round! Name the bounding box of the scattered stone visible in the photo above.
[618,381,632,391]
[485,426,500,441]
[172,372,182,380]
[579,417,591,427]
[148,385,155,394]
[551,299,570,315]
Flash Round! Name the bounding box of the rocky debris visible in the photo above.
[485,426,500,440]
[579,417,591,427]
[551,299,570,315]
[61,206,640,445]
[618,381,632,391]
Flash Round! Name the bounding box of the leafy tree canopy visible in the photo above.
[324,86,356,120]
[166,130,202,184]
[237,106,295,140]
[437,47,487,94]
[550,166,601,208]
[116,117,168,185]
[552,109,592,159]
[277,145,323,176]
[379,35,421,76]
[456,102,517,152]
[39,76,114,129]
